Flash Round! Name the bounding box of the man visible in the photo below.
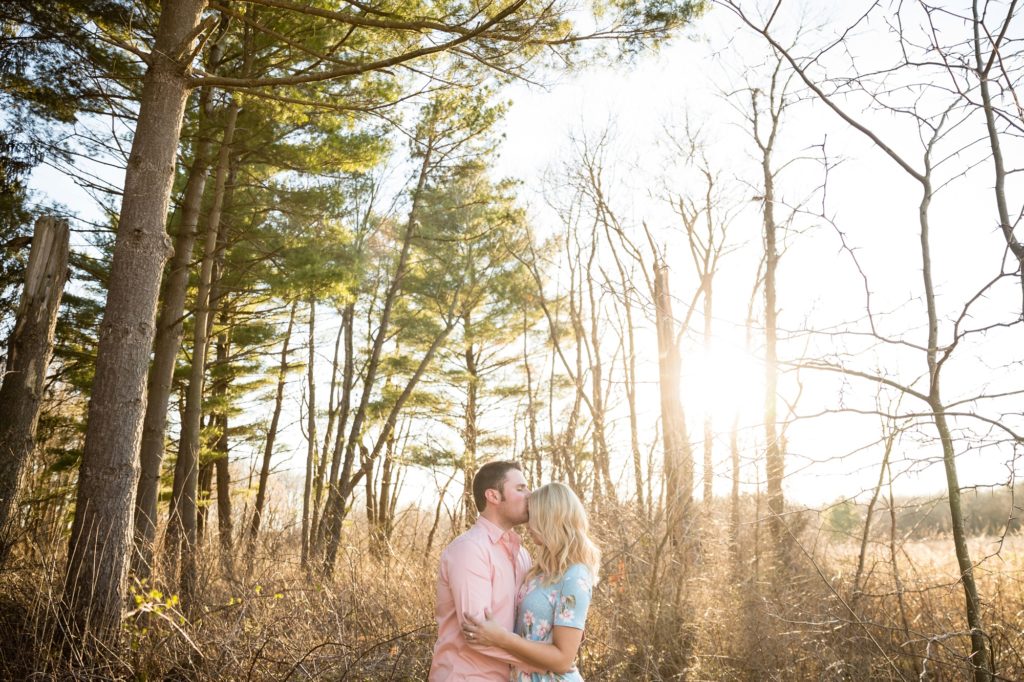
[430,461,536,680]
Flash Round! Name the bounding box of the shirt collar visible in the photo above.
[475,514,520,546]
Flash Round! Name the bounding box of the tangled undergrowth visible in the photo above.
[1,500,1022,680]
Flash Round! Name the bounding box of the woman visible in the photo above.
[463,482,600,681]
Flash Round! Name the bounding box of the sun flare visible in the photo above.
[680,344,763,429]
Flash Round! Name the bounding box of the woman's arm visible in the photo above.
[463,609,583,675]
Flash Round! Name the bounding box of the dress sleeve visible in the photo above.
[553,564,593,630]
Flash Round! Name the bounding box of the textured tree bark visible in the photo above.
[370,430,399,556]
[64,0,207,640]
[132,86,216,580]
[209,168,235,578]
[0,217,70,557]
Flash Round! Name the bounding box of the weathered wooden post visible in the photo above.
[0,216,70,556]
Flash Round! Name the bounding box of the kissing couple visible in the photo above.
[429,461,600,681]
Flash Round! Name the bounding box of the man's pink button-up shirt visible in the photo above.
[429,516,532,681]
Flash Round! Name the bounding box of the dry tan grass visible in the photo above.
[1,505,1022,680]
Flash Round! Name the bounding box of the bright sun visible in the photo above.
[680,344,764,429]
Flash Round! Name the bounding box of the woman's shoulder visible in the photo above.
[560,562,594,585]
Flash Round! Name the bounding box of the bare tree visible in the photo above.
[652,259,695,548]
[664,122,739,511]
[965,0,1024,314]
[718,2,1024,676]
[0,217,69,557]
[750,70,787,551]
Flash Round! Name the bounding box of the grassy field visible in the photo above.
[1,503,1021,680]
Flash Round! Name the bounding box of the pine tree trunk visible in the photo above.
[0,217,69,555]
[364,450,377,532]
[64,0,205,640]
[301,298,317,568]
[210,170,235,578]
[370,430,399,557]
[133,86,216,580]
[214,408,232,576]
[310,316,343,554]
[196,457,214,544]
[321,148,431,575]
[323,297,458,575]
[247,301,297,557]
[166,100,239,599]
[378,438,395,540]
[315,302,354,555]
[201,287,234,575]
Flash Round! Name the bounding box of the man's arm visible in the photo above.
[466,616,583,675]
[466,562,593,674]
[444,541,539,671]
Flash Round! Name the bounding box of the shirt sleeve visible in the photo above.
[445,540,539,671]
[553,564,593,630]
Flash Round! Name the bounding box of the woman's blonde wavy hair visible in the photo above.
[525,482,601,585]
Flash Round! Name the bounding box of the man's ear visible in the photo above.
[484,486,501,507]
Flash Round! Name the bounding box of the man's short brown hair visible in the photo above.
[472,461,522,512]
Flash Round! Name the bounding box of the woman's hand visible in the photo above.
[462,608,509,648]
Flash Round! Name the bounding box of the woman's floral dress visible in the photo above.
[511,563,593,682]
